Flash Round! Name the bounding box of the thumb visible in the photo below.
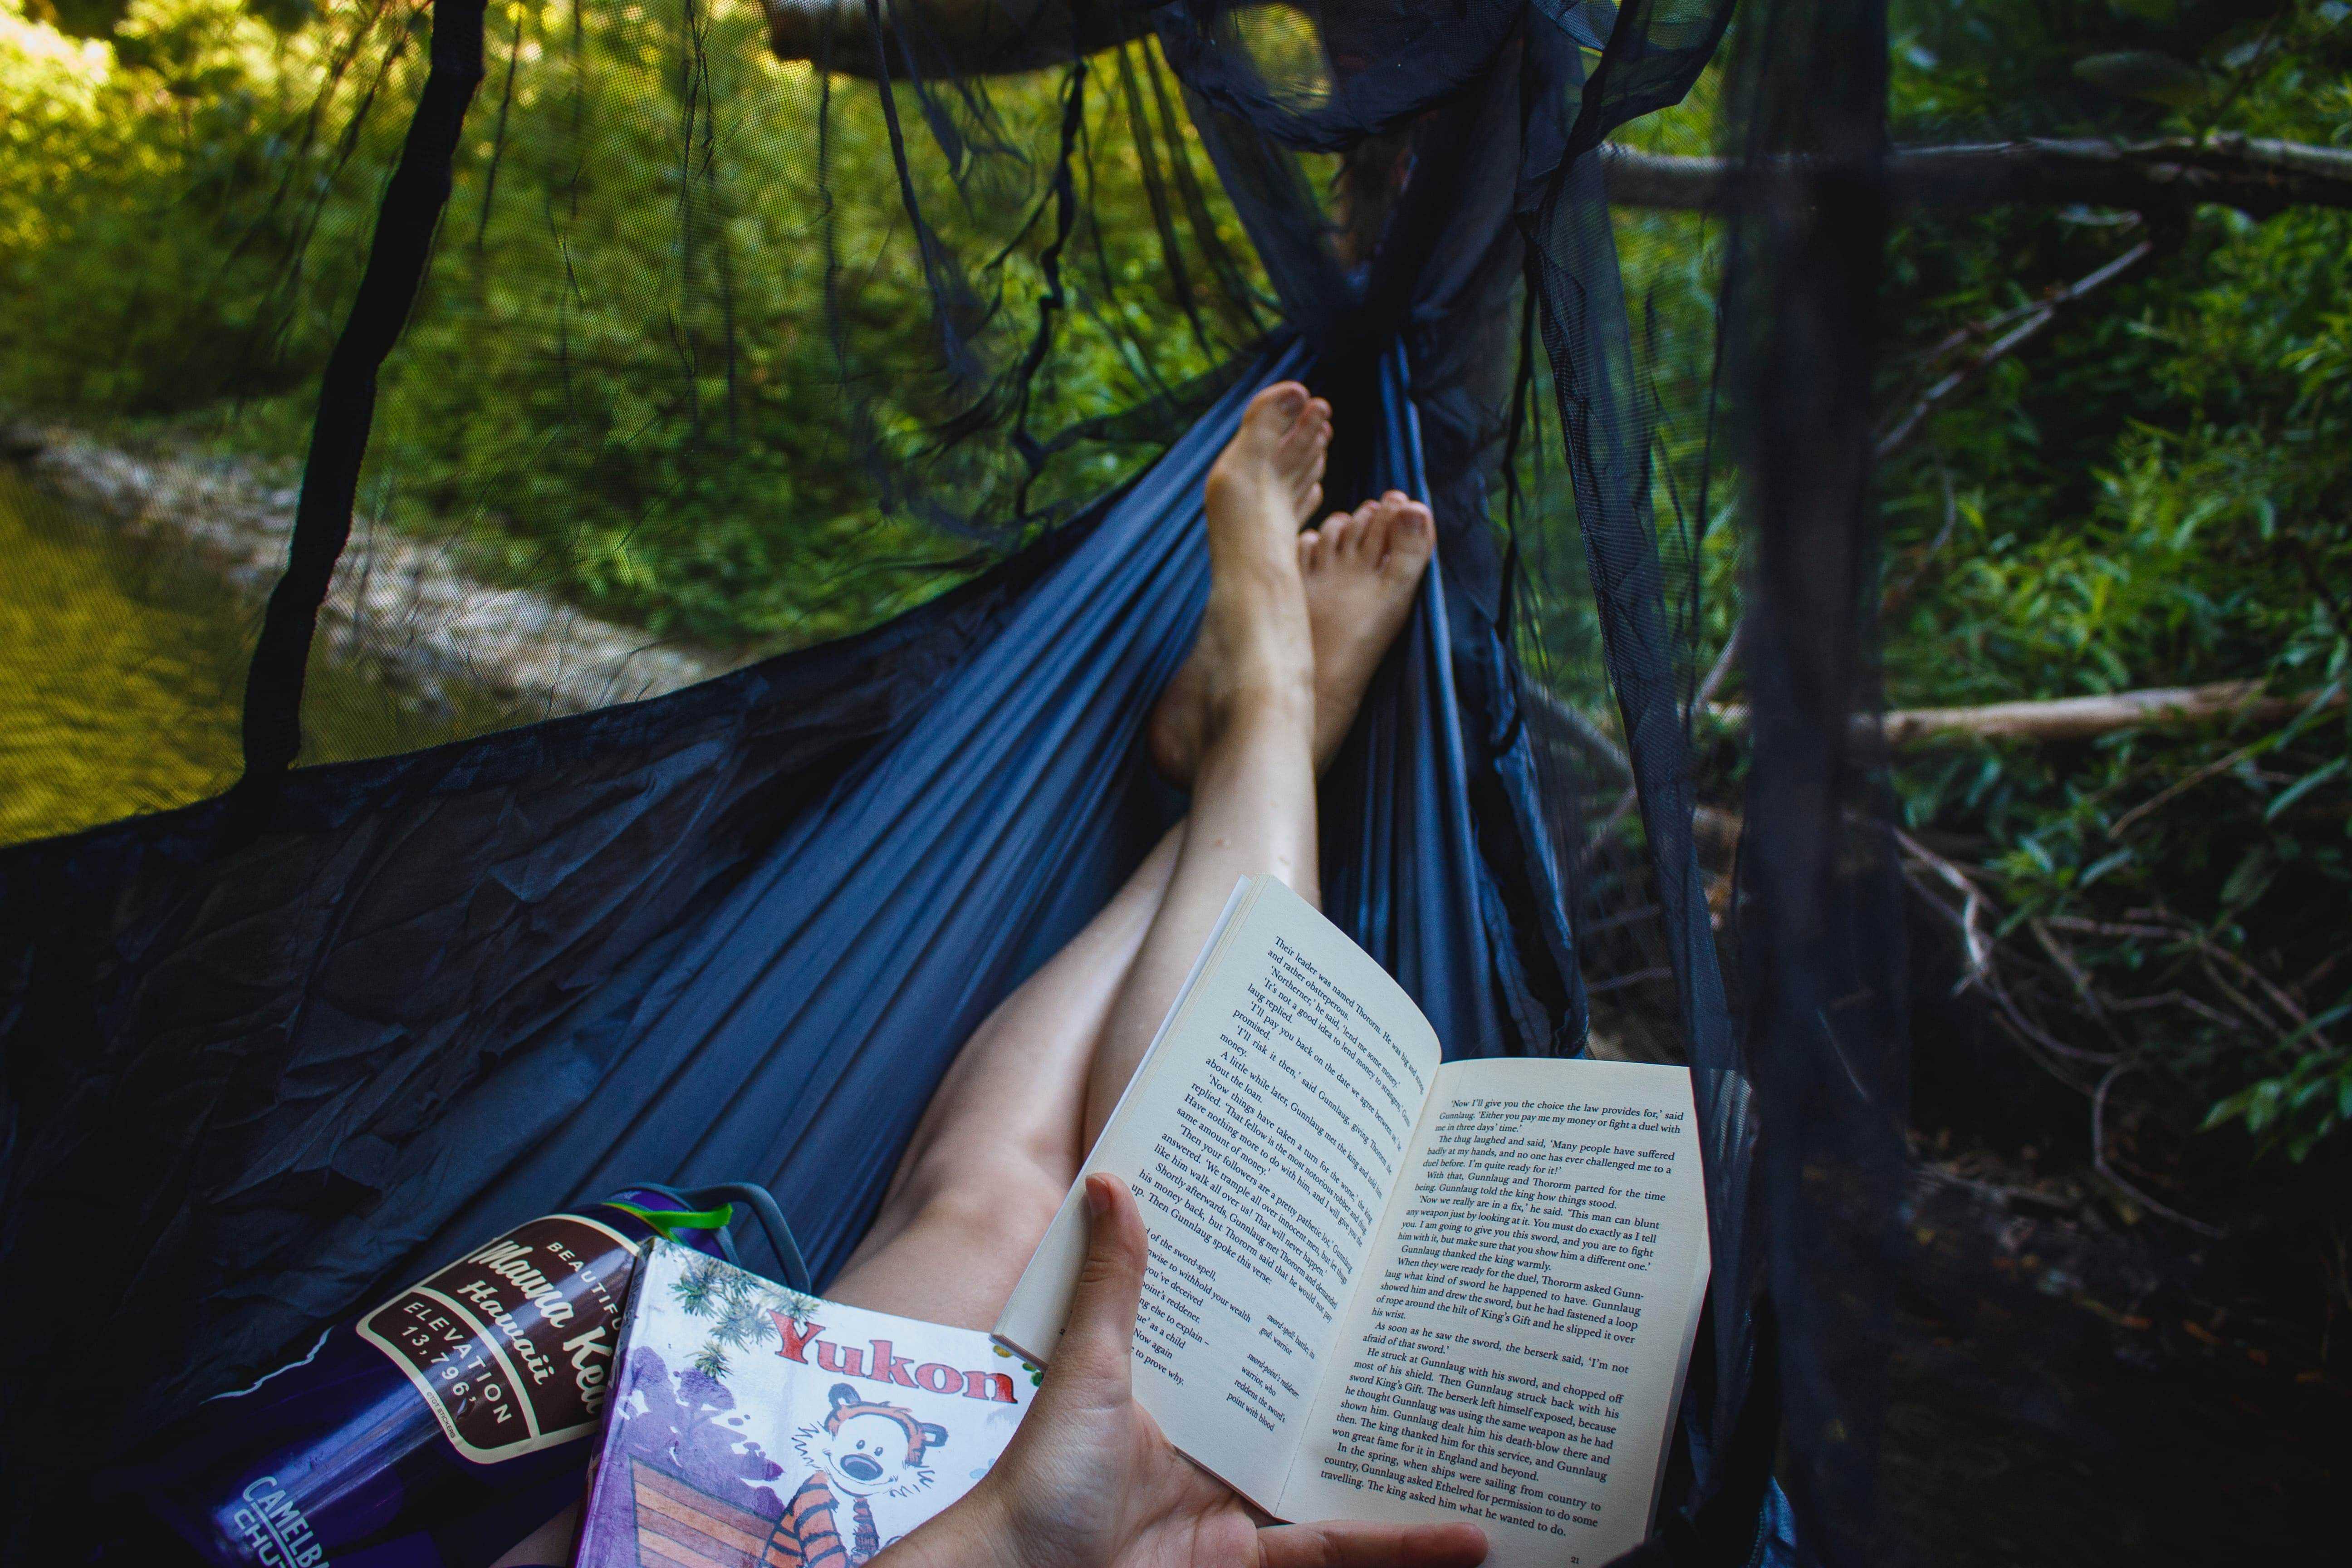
[1055,1174,1150,1396]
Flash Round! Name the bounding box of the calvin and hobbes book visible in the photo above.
[573,1240,1040,1568]
[996,876,1713,1568]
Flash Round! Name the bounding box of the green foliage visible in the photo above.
[2206,1039,2352,1161]
[1871,0,2352,1161]
[0,0,426,412]
[0,0,1254,645]
[1559,0,2352,1170]
[350,1,1245,645]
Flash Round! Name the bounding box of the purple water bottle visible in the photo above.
[103,1183,807,1568]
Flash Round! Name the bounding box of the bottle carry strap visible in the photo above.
[604,1201,736,1241]
[612,1181,813,1294]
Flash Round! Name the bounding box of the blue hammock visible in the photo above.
[0,343,1580,1490]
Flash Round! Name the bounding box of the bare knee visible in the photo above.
[829,1171,1070,1328]
[926,1161,1068,1241]
[894,1171,1067,1265]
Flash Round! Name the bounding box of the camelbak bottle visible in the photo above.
[103,1183,808,1568]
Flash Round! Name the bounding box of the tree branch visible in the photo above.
[760,7,2352,226]
[759,0,1148,78]
[1873,239,2153,455]
[1524,681,1634,785]
[1710,679,2347,745]
[1600,134,2352,219]
[761,7,2352,225]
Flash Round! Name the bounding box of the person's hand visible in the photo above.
[875,1175,1486,1568]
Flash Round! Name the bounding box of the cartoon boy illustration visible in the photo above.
[764,1383,949,1567]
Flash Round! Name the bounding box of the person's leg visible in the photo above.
[1082,495,1436,1142]
[825,381,1337,1328]
[825,821,1182,1328]
[821,387,1446,1330]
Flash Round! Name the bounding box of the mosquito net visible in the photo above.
[0,0,1940,1564]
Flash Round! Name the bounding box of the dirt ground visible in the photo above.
[1877,1146,2343,1565]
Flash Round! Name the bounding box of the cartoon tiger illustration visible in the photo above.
[762,1383,949,1568]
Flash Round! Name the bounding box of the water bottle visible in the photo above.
[102,1183,808,1568]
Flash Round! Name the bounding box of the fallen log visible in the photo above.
[1599,135,2352,220]
[1710,680,2346,745]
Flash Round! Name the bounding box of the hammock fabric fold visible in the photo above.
[0,342,1577,1493]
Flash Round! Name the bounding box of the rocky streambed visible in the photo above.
[4,418,735,720]
[1,418,756,844]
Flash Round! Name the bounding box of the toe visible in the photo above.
[1278,398,1332,462]
[1322,512,1354,557]
[1243,382,1309,442]
[1292,440,1328,507]
[1300,431,1328,473]
[1386,501,1436,574]
[1298,529,1323,570]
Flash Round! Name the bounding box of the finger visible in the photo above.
[1258,1520,1489,1568]
[1057,1174,1150,1395]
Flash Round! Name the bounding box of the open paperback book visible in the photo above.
[996,876,1712,1568]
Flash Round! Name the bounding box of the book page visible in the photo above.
[994,877,1442,1512]
[1281,1059,1710,1568]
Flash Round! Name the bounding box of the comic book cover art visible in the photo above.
[574,1240,1040,1568]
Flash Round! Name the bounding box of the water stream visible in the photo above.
[0,467,516,848]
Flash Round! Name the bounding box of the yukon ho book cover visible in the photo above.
[574,1239,1040,1568]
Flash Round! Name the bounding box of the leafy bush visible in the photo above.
[1,0,1249,645]
[0,0,402,412]
[1866,0,2352,1175]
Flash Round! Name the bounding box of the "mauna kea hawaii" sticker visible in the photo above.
[356,1213,641,1464]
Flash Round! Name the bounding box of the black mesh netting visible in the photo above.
[24,1,2328,1565]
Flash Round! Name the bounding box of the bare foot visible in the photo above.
[1149,476,1434,785]
[1294,489,1435,764]
[1146,382,1328,776]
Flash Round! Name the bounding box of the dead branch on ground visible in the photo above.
[1599,135,2352,220]
[1709,679,2345,746]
